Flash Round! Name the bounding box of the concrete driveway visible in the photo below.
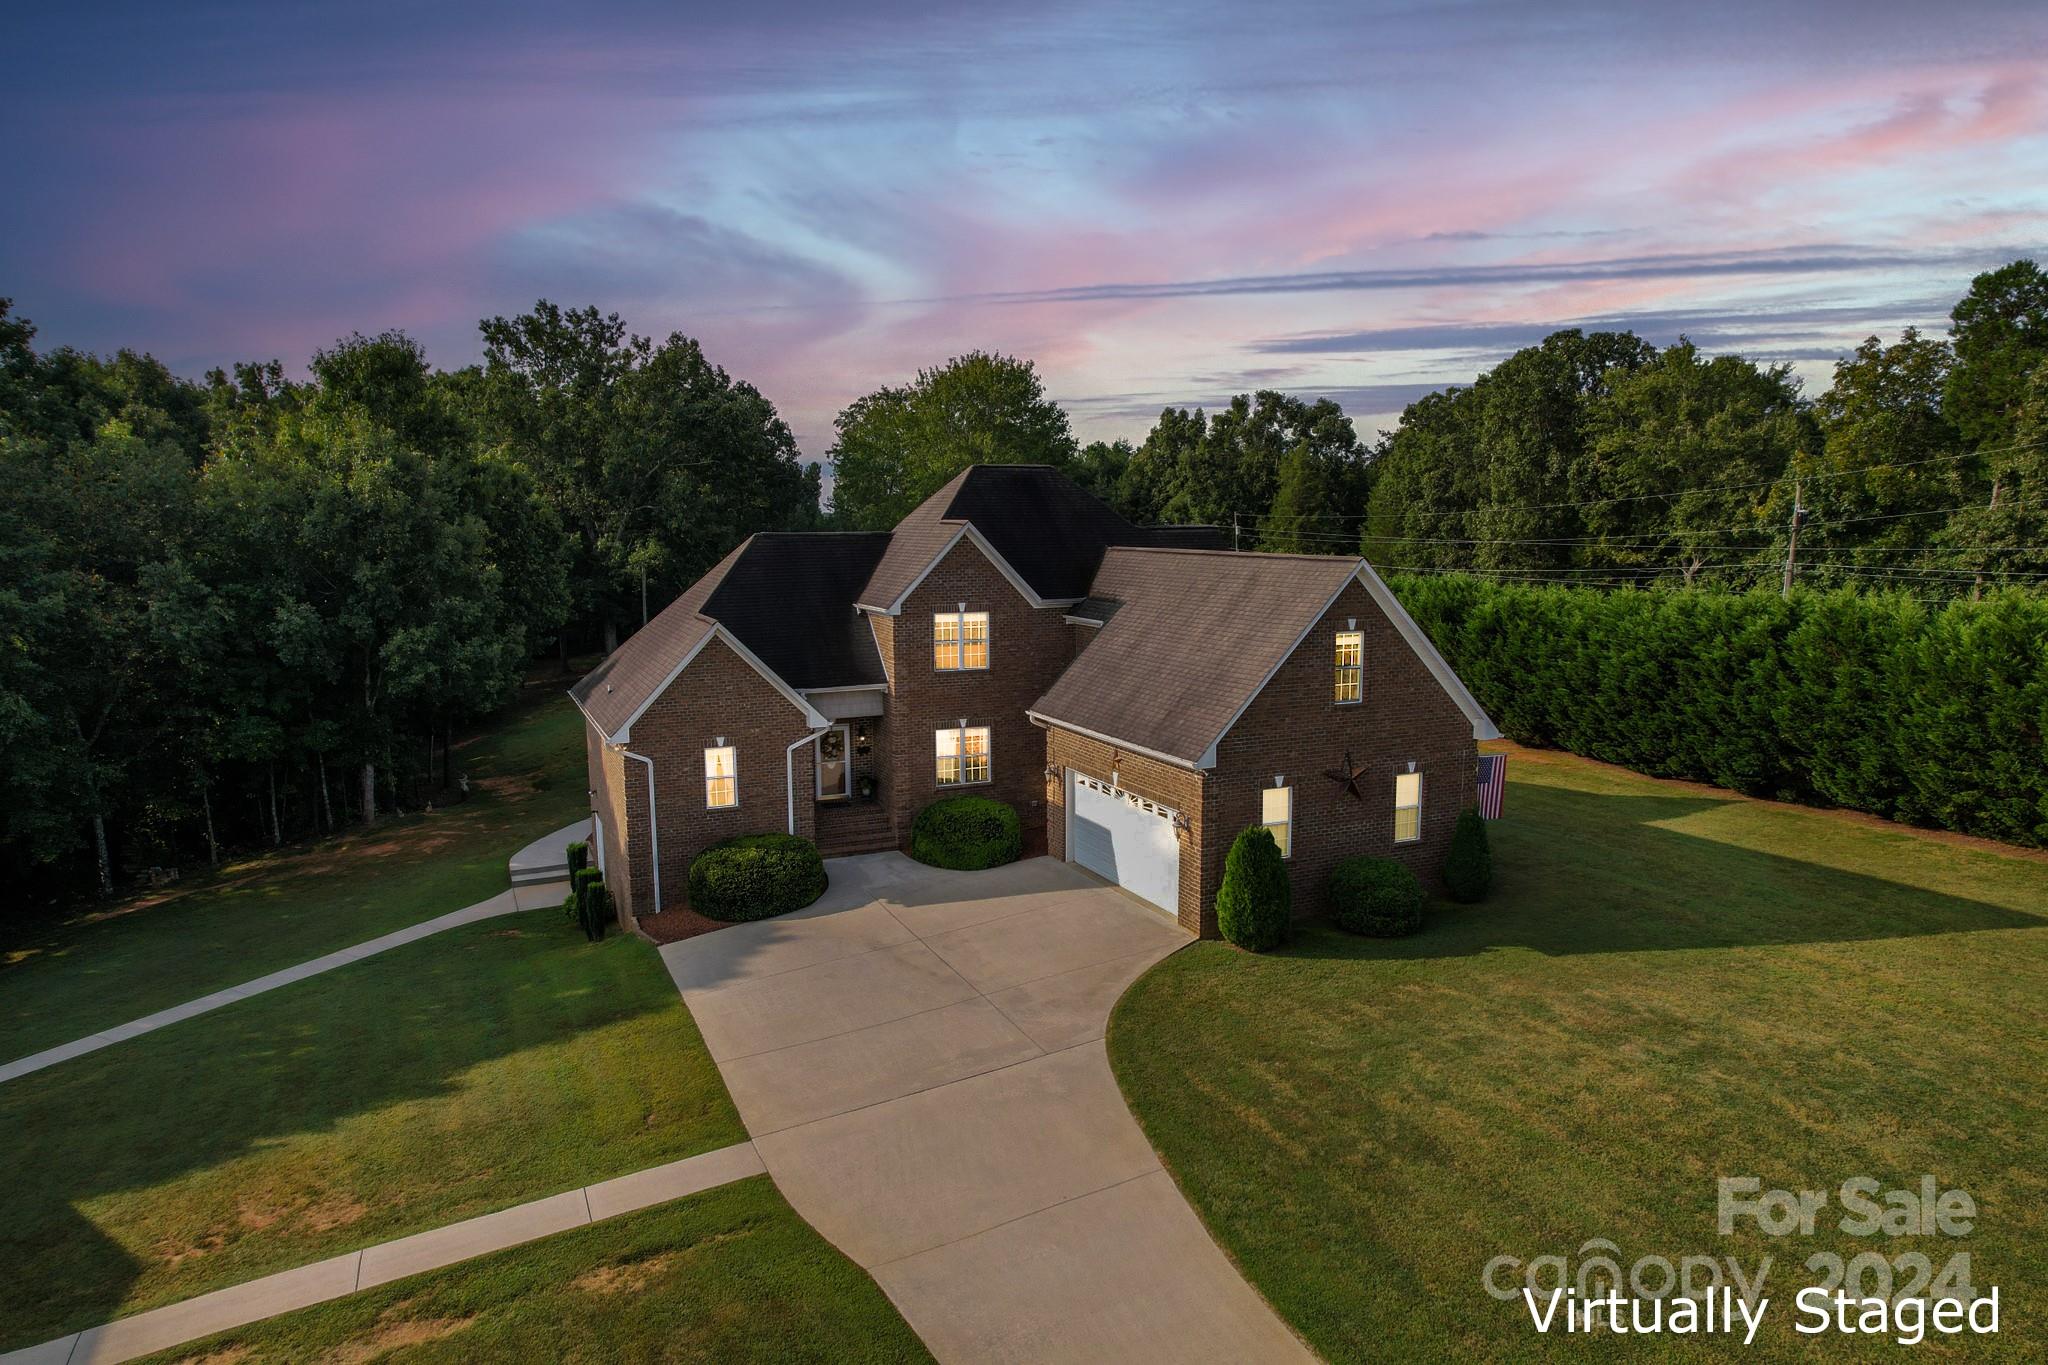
[661,853,1314,1364]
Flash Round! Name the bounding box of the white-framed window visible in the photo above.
[933,609,990,670]
[1261,785,1293,859]
[936,724,992,785]
[1394,771,1422,843]
[704,745,738,809]
[1334,630,1363,704]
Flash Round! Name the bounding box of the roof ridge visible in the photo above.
[1107,545,1361,562]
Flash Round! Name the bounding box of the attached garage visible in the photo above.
[1066,771,1181,915]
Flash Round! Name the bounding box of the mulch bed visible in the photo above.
[634,906,732,945]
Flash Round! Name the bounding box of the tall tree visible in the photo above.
[473,301,815,649]
[826,351,1075,529]
[1945,258,2048,453]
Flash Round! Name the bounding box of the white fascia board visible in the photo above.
[611,619,826,742]
[1062,614,1105,627]
[1352,561,1501,741]
[567,687,610,740]
[1191,562,1501,765]
[1026,710,1205,773]
[802,683,889,695]
[858,522,1079,616]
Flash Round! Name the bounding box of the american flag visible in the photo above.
[1475,753,1508,819]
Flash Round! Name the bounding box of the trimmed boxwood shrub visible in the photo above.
[568,866,602,923]
[1216,826,1290,952]
[1329,856,1424,937]
[1444,807,1492,903]
[910,796,1022,870]
[689,833,828,922]
[579,879,611,942]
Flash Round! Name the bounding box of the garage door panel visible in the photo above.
[1068,774,1179,915]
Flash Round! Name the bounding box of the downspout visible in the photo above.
[786,727,828,835]
[620,746,661,913]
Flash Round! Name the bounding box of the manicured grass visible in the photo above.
[1,679,588,1061]
[135,1177,933,1365]
[1110,748,2048,1362]
[0,908,745,1351]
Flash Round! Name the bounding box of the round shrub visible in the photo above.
[910,796,1022,870]
[1329,856,1424,937]
[1216,825,1290,951]
[688,833,828,922]
[1444,806,1493,903]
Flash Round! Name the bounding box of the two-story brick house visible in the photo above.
[571,464,1498,937]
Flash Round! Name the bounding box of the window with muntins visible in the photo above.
[1334,631,1363,704]
[1261,786,1293,859]
[705,746,738,809]
[933,610,990,670]
[1394,771,1421,842]
[935,725,991,785]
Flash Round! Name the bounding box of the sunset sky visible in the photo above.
[5,1,2046,461]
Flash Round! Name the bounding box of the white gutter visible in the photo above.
[620,747,661,913]
[786,727,828,835]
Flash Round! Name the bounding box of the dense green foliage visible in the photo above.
[1442,808,1492,903]
[827,352,1076,528]
[1394,575,2048,846]
[565,839,589,877]
[1326,856,1423,936]
[908,796,1023,870]
[687,833,828,921]
[0,299,818,904]
[1215,826,1290,951]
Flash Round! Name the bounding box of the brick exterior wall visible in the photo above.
[870,538,1073,846]
[1046,579,1476,937]
[1212,579,1474,916]
[583,633,817,918]
[1043,727,1213,936]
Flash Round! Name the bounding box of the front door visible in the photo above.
[816,724,851,801]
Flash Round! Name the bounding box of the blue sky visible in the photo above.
[4,1,2045,456]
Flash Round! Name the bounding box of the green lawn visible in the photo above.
[0,907,746,1351]
[1110,748,2048,1362]
[1,679,588,1062]
[135,1177,932,1365]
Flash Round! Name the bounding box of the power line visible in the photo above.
[1234,432,2048,525]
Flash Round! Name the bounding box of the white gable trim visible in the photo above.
[1192,563,1499,768]
[1353,560,1499,741]
[856,522,1080,616]
[611,619,827,743]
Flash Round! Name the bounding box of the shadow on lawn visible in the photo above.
[0,916,679,1352]
[1297,782,2045,962]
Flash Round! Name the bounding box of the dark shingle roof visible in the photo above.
[1029,548,1363,764]
[699,534,891,689]
[571,534,888,738]
[1064,596,1121,624]
[856,465,1227,608]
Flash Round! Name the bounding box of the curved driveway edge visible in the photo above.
[661,853,1316,1364]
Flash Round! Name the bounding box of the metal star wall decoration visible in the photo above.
[1324,751,1369,801]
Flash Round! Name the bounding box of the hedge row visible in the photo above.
[1388,576,2048,847]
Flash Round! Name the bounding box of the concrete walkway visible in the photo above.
[0,881,568,1086]
[663,853,1315,1364]
[0,1141,765,1365]
[509,817,589,887]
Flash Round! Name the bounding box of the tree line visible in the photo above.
[825,261,2048,599]
[2,301,816,901]
[8,258,2042,900]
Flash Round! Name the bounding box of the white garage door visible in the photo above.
[1068,772,1180,915]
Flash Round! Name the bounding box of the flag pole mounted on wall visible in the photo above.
[1476,753,1508,819]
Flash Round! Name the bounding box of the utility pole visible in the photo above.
[1781,478,1804,599]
